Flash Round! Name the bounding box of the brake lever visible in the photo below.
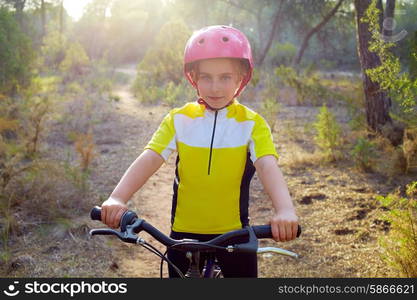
[89,218,144,244]
[89,228,126,240]
[123,218,144,243]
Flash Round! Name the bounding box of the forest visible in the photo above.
[0,0,416,278]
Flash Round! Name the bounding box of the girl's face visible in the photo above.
[195,58,243,110]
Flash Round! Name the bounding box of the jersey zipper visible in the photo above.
[207,110,218,175]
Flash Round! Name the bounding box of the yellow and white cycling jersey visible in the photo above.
[145,100,278,234]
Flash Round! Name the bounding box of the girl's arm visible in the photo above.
[254,155,299,242]
[101,149,164,228]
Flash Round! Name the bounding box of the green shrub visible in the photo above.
[40,30,67,71]
[76,59,115,96]
[163,81,179,107]
[60,42,90,81]
[313,104,342,161]
[258,73,281,132]
[0,76,53,191]
[132,19,190,92]
[162,80,192,108]
[141,19,190,84]
[350,137,377,172]
[269,42,296,66]
[132,75,164,104]
[66,82,85,95]
[108,94,120,102]
[132,19,191,103]
[0,8,34,94]
[259,98,281,133]
[409,31,417,80]
[377,181,417,277]
[275,66,342,106]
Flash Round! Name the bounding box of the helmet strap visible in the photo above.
[197,98,234,111]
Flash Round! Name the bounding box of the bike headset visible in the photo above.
[183,25,254,111]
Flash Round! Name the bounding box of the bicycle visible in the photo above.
[89,206,301,278]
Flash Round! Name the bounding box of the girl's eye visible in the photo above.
[199,75,210,81]
[221,75,232,81]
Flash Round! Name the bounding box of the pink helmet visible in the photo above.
[184,25,253,97]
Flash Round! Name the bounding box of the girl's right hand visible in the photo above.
[101,197,128,229]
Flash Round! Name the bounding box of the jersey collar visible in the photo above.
[198,98,238,117]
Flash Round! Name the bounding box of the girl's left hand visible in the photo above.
[269,211,299,242]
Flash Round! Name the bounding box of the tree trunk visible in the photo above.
[383,0,396,38]
[377,0,384,28]
[256,0,285,66]
[354,0,392,133]
[292,0,345,66]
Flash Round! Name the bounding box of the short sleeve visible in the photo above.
[248,114,279,163]
[144,111,177,161]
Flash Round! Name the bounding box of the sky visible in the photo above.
[63,0,92,21]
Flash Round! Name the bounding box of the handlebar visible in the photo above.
[89,206,301,254]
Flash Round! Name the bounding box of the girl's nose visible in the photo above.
[211,79,221,93]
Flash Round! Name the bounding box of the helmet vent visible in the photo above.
[222,37,229,42]
[198,38,205,44]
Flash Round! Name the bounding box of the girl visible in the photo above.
[100,25,299,277]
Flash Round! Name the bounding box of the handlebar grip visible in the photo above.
[90,206,102,221]
[90,206,138,231]
[253,225,302,239]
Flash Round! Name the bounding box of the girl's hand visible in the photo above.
[269,210,299,242]
[101,197,128,229]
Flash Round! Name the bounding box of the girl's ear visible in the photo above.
[239,71,247,82]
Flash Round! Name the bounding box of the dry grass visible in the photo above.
[280,142,325,169]
[1,217,117,277]
[252,169,395,277]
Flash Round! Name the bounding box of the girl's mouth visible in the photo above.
[208,96,223,101]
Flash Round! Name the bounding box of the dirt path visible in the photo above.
[96,68,175,277]
[90,66,402,278]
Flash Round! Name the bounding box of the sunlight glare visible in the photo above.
[63,0,92,21]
